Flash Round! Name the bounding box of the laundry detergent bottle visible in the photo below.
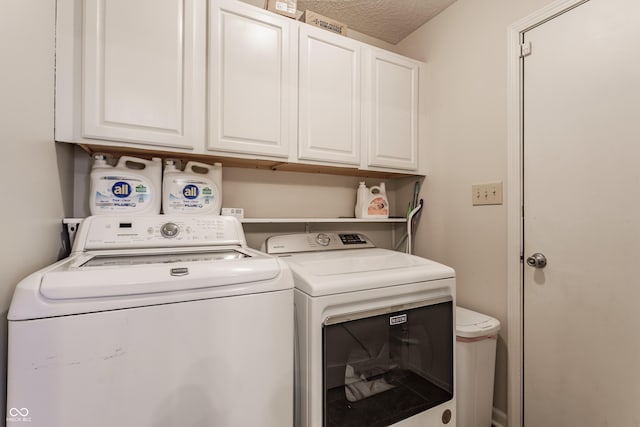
[355,182,389,219]
[89,154,162,215]
[162,160,222,215]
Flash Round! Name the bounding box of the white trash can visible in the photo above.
[456,306,501,427]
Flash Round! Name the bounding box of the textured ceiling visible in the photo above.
[296,0,458,44]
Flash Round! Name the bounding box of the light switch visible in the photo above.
[472,182,503,206]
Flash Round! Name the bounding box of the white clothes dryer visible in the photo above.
[263,232,456,427]
[7,216,293,427]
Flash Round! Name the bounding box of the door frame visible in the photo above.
[506,1,588,426]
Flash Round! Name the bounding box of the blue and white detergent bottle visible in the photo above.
[162,160,222,215]
[89,154,162,215]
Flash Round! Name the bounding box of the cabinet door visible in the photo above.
[208,0,294,158]
[83,0,205,149]
[365,49,419,171]
[298,26,361,166]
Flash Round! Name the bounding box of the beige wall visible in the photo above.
[395,0,555,418]
[0,0,75,419]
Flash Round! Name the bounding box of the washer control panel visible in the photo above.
[78,216,246,251]
[264,232,375,254]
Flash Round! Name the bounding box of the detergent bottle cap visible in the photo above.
[164,159,179,171]
[92,153,108,167]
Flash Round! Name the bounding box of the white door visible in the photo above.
[208,0,294,158]
[364,48,419,171]
[83,0,205,149]
[298,25,361,166]
[523,0,640,425]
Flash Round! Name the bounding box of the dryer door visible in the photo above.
[322,298,454,427]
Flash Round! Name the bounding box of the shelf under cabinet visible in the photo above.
[241,217,406,224]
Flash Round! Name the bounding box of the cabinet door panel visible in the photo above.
[299,26,361,165]
[83,0,204,149]
[209,0,292,158]
[366,50,418,170]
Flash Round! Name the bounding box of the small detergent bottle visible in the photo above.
[162,160,222,215]
[89,154,162,215]
[355,182,389,219]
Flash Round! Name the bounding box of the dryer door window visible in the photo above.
[322,299,453,427]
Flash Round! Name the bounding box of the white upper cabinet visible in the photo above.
[56,0,423,175]
[298,26,361,166]
[364,48,419,171]
[79,0,205,149]
[208,0,295,158]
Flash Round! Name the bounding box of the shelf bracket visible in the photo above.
[63,218,83,250]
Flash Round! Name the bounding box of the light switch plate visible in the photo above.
[472,182,503,205]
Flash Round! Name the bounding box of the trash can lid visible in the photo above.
[456,306,501,338]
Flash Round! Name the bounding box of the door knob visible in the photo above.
[526,253,547,268]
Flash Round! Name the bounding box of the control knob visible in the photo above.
[315,233,331,246]
[160,222,180,238]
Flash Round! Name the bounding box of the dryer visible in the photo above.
[7,216,293,427]
[264,232,456,427]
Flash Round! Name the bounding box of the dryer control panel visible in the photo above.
[263,232,376,254]
[74,216,247,251]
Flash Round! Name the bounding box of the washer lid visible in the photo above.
[456,306,501,338]
[8,246,293,320]
[40,247,280,300]
[280,248,455,296]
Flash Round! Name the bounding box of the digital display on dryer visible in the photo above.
[339,234,367,245]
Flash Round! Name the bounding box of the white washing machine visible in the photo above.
[7,216,293,427]
[263,232,456,427]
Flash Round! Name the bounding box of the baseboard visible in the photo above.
[492,407,508,427]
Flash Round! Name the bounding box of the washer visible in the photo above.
[264,232,456,427]
[7,216,293,427]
